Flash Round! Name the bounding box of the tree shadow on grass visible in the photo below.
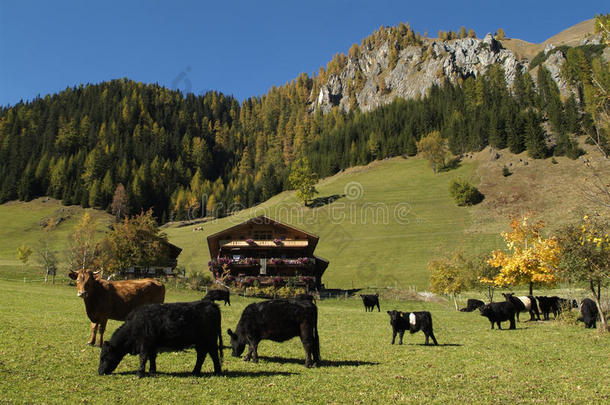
[257,356,378,367]
[306,194,344,208]
[438,157,461,172]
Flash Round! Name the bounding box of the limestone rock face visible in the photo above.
[312,34,528,113]
[310,34,527,112]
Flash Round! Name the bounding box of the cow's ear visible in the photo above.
[68,271,77,280]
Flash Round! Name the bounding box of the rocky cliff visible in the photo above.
[311,31,605,113]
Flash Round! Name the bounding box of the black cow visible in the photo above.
[502,293,540,321]
[536,296,559,320]
[387,310,438,345]
[578,298,599,329]
[204,289,231,306]
[294,293,316,303]
[479,302,516,330]
[360,294,380,312]
[227,298,320,367]
[98,300,223,377]
[459,299,485,312]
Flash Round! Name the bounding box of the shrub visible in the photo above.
[502,166,511,177]
[187,270,212,291]
[449,178,484,206]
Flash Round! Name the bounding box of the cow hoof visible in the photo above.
[137,371,146,378]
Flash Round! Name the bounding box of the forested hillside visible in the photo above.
[0,18,607,223]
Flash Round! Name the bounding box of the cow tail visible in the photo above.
[313,306,321,363]
[217,320,224,363]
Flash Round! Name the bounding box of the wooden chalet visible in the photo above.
[207,216,329,290]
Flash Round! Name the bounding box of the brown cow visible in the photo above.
[68,269,165,346]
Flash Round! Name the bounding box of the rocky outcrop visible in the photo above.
[312,34,526,113]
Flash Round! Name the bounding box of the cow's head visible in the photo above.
[98,342,123,375]
[227,329,245,357]
[387,310,402,325]
[68,269,99,298]
[479,304,492,318]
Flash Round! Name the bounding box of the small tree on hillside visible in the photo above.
[557,214,609,332]
[111,183,129,221]
[417,130,451,174]
[428,250,471,310]
[487,214,560,296]
[288,157,318,206]
[68,212,97,271]
[496,28,506,40]
[16,244,32,272]
[472,253,501,302]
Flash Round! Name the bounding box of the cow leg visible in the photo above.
[490,320,494,330]
[97,319,108,347]
[429,331,438,346]
[88,322,98,346]
[193,345,206,375]
[208,343,222,375]
[424,334,429,345]
[250,341,259,363]
[509,316,516,330]
[300,325,316,368]
[398,330,404,345]
[391,330,396,344]
[138,352,149,378]
[149,352,157,375]
[376,303,380,312]
[497,321,502,330]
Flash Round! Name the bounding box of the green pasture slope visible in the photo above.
[0,199,112,280]
[0,280,608,404]
[165,157,502,290]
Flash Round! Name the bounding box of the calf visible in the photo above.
[204,288,231,306]
[503,293,540,321]
[360,294,380,312]
[577,298,599,329]
[479,302,516,330]
[387,310,438,345]
[227,298,320,367]
[98,300,223,377]
[459,299,485,312]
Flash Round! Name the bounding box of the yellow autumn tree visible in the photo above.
[487,214,560,295]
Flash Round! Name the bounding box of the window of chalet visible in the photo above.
[253,231,273,240]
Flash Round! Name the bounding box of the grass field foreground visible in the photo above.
[0,280,608,404]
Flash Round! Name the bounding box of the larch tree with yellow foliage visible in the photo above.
[487,215,560,296]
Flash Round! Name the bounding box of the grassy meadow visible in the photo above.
[165,157,500,290]
[1,280,608,404]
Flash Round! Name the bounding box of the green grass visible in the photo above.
[165,157,502,290]
[1,280,608,404]
[0,199,112,280]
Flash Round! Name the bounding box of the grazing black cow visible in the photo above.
[479,302,516,330]
[578,298,599,329]
[459,299,485,312]
[204,288,231,306]
[227,299,320,367]
[502,293,540,321]
[387,310,438,345]
[360,294,380,312]
[98,300,223,377]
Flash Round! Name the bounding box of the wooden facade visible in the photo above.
[207,216,328,290]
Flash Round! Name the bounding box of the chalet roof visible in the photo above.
[207,216,320,259]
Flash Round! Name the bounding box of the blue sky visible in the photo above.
[0,0,606,106]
